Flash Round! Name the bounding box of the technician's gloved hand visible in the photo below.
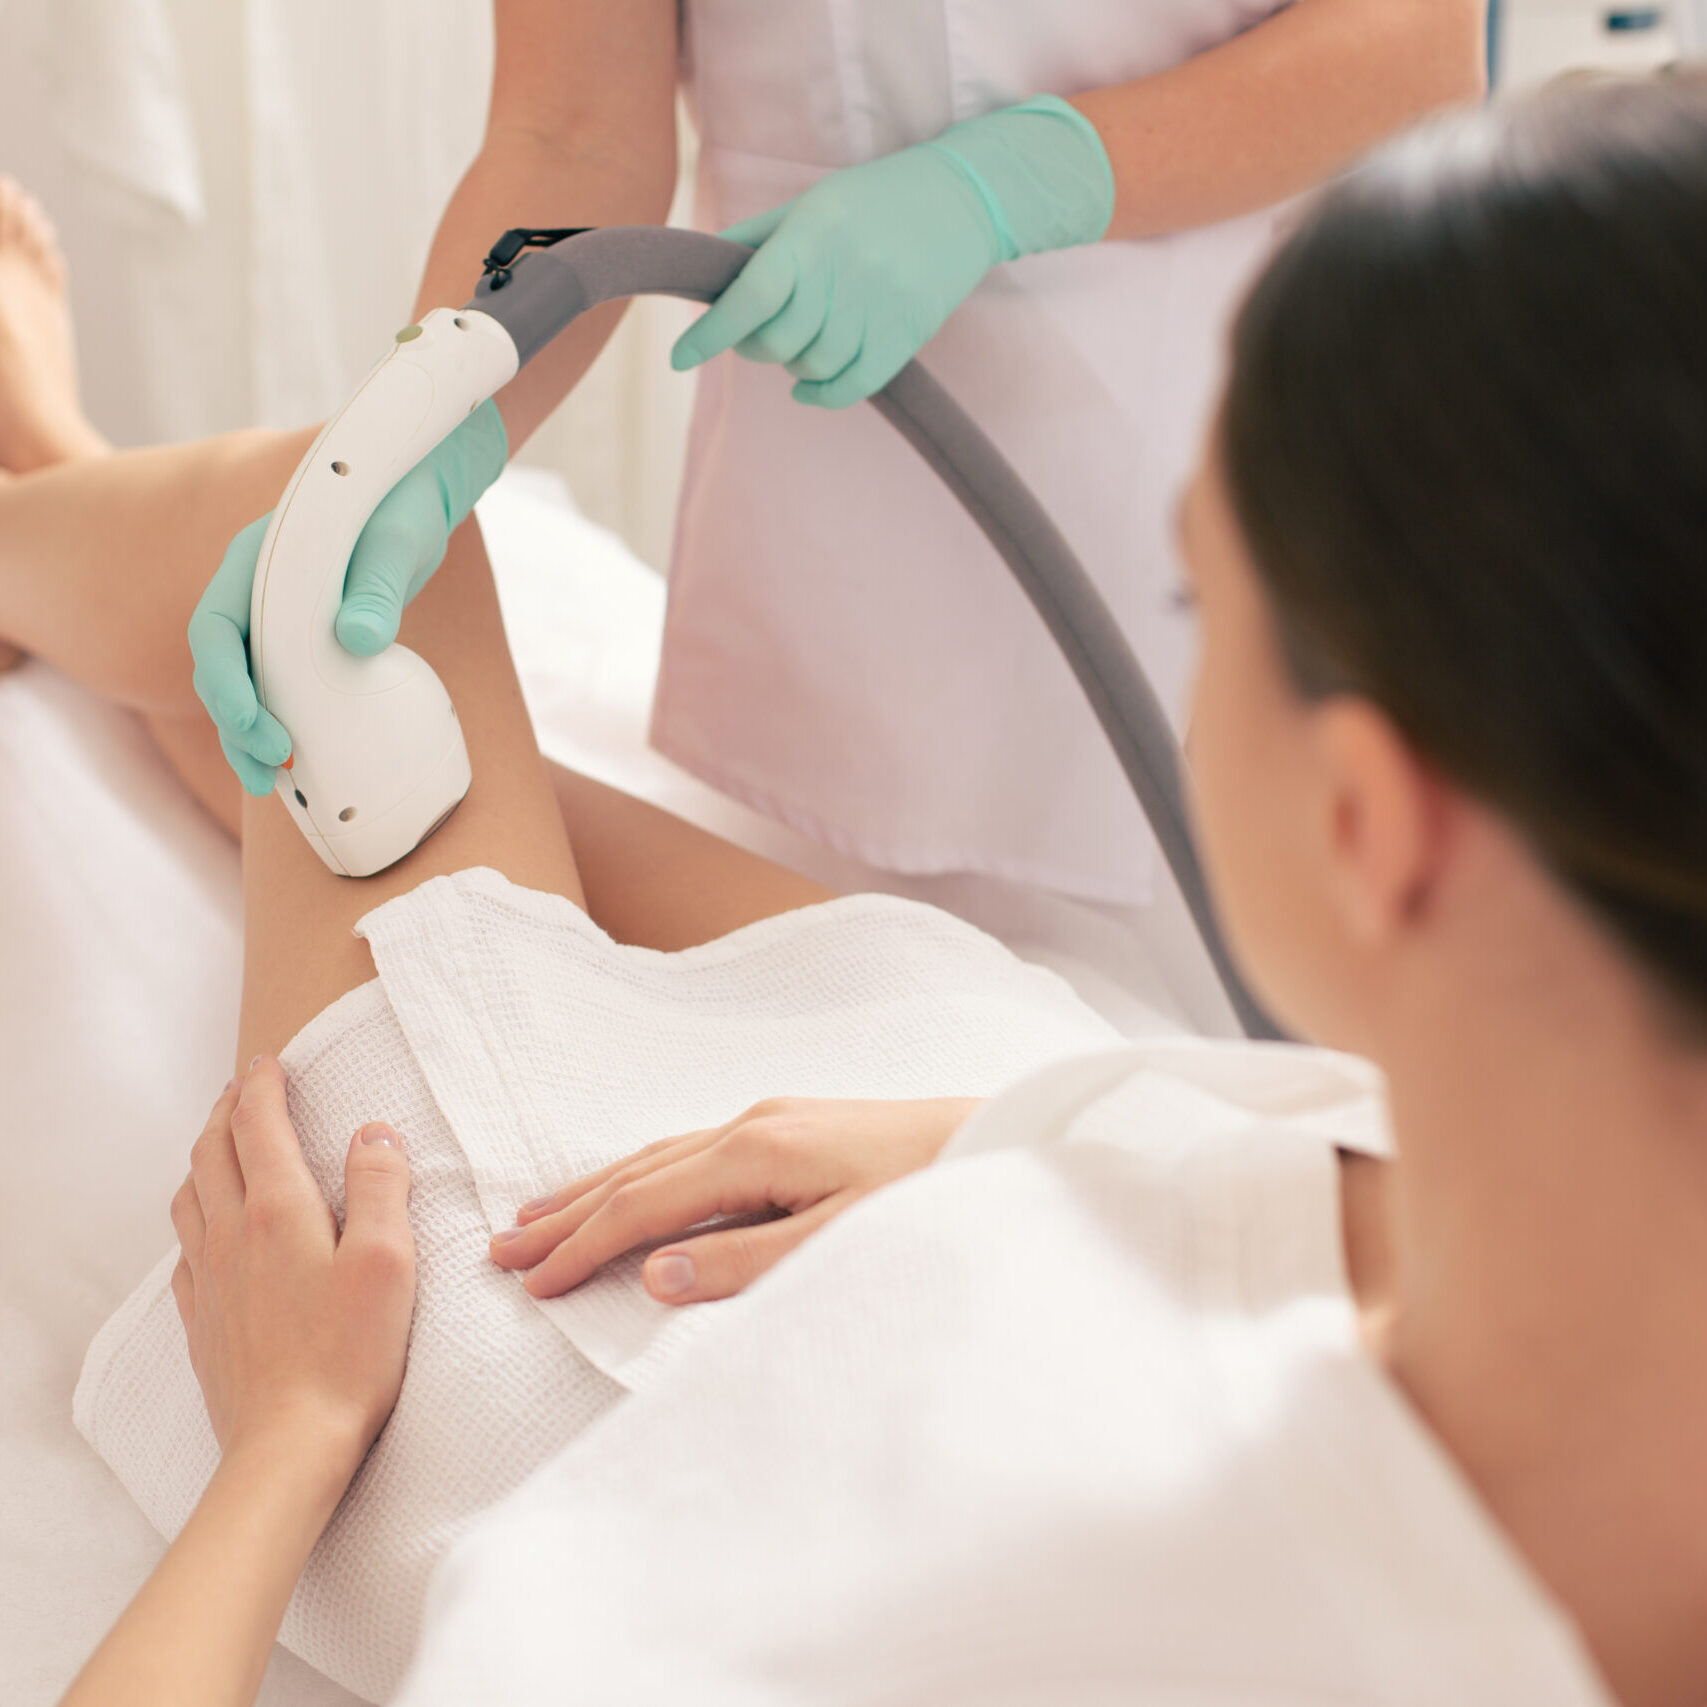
[188,398,508,795]
[671,93,1114,409]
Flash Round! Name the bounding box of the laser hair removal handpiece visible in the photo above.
[247,309,517,875]
[249,226,1277,1037]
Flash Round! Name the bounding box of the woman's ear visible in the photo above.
[1312,698,1450,947]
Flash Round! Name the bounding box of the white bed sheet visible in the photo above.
[0,468,1217,1705]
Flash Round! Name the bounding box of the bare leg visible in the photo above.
[0,426,834,1057]
[0,180,832,988]
[147,703,832,945]
[0,425,314,713]
[549,768,829,950]
[236,511,586,1061]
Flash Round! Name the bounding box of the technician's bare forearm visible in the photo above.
[1074,0,1486,240]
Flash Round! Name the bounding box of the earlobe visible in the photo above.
[1315,700,1441,947]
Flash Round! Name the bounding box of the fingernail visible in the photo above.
[223,1077,239,1094]
[519,1195,553,1216]
[249,1055,263,1071]
[649,1252,695,1297]
[359,1122,400,1148]
[490,1226,524,1244]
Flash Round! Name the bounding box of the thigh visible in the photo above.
[143,712,242,839]
[0,427,314,715]
[152,715,835,956]
[237,514,583,1064]
[548,766,835,951]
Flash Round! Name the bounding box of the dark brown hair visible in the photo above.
[1223,76,1707,1019]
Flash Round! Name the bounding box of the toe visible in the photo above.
[6,186,66,285]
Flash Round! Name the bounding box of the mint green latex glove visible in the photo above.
[671,94,1114,409]
[188,398,508,795]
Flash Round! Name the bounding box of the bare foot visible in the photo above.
[0,177,108,475]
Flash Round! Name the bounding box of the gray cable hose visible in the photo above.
[471,226,1278,1039]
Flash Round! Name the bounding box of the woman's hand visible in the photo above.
[60,1064,417,1707]
[169,1059,417,1475]
[489,1096,981,1304]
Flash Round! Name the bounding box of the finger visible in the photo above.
[672,242,798,370]
[169,1254,195,1329]
[189,1078,247,1221]
[217,730,282,799]
[520,1149,771,1299]
[228,1057,319,1203]
[187,513,272,722]
[792,342,909,410]
[511,1131,716,1226]
[220,696,292,767]
[200,516,272,633]
[644,1196,846,1305]
[337,473,446,657]
[169,1167,208,1263]
[339,1122,414,1257]
[784,312,865,387]
[717,203,789,250]
[493,1132,725,1269]
[188,609,261,735]
[733,271,831,367]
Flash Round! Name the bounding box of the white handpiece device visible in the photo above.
[248,308,519,877]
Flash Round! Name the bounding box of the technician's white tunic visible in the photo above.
[395,1043,1615,1705]
[657,1,1294,906]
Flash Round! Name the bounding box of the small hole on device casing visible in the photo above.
[338,806,357,822]
[294,788,308,808]
[453,316,467,330]
[330,461,349,476]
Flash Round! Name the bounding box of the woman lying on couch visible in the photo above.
[28,73,1707,1707]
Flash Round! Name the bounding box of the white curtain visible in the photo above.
[0,0,695,567]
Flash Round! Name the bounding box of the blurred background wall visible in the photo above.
[0,0,1693,571]
[1493,0,1699,84]
[0,0,697,570]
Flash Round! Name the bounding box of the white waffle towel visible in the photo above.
[75,868,1120,1701]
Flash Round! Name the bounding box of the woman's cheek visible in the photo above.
[1187,621,1323,1027]
[1186,629,1267,925]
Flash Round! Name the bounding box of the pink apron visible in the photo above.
[660,0,1292,905]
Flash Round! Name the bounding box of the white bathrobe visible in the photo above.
[390,1042,1615,1706]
